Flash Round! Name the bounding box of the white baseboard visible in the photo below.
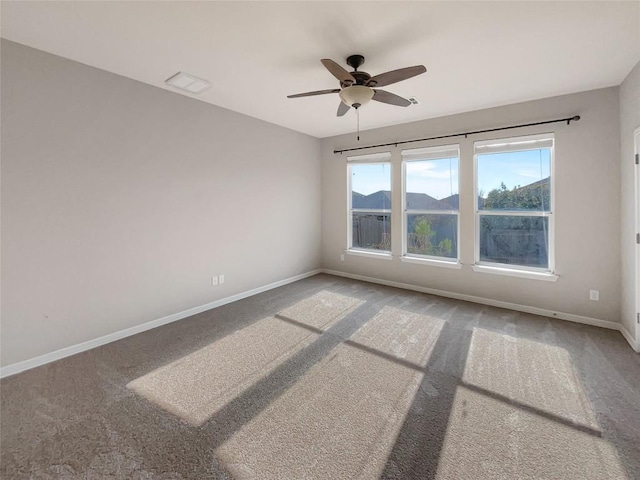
[2,267,635,378]
[620,326,639,352]
[0,269,322,379]
[321,269,624,332]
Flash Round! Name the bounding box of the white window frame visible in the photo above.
[473,133,555,274]
[347,152,393,255]
[401,144,460,265]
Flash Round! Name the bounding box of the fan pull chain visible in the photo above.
[356,108,360,141]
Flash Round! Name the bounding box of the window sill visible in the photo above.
[345,249,393,260]
[472,265,558,282]
[400,256,462,269]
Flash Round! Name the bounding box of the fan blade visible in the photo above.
[368,65,426,87]
[321,59,356,84]
[337,101,350,117]
[287,88,341,98]
[372,89,411,107]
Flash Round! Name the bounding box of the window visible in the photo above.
[475,133,554,272]
[402,145,459,262]
[348,152,392,253]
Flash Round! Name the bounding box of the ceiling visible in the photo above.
[2,1,639,138]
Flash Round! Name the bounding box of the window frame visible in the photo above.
[347,152,393,255]
[401,144,461,264]
[473,133,555,274]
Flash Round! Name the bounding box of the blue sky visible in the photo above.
[477,149,551,198]
[406,157,458,199]
[351,163,392,196]
[351,149,550,199]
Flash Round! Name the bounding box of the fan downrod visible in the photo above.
[346,55,365,71]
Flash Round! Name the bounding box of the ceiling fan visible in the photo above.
[287,54,426,116]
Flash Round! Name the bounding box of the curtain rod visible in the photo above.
[333,115,581,155]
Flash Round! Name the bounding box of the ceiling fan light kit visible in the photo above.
[287,54,426,115]
[339,85,374,109]
[288,54,427,140]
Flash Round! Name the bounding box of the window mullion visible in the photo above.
[405,209,458,215]
[352,209,392,214]
[478,210,551,217]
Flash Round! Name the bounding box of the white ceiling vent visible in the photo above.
[165,72,211,94]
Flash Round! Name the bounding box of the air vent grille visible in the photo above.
[165,72,211,94]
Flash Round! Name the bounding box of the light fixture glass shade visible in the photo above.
[339,85,374,108]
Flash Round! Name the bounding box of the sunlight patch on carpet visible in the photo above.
[433,327,628,479]
[436,385,627,479]
[462,327,599,431]
[215,306,444,480]
[277,290,365,330]
[127,291,363,426]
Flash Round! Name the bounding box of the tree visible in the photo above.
[412,218,453,257]
[483,179,549,211]
[479,179,550,266]
[414,218,435,244]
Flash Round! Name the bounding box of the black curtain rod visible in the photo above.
[333,115,581,155]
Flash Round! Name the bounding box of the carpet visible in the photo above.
[2,274,639,479]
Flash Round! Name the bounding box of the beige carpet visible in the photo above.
[1,274,639,479]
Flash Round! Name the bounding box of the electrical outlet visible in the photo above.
[589,290,599,301]
[211,275,218,286]
[219,274,225,284]
[340,254,345,261]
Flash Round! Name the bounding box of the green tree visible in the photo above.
[480,179,550,266]
[415,218,435,243]
[484,179,549,211]
[437,238,453,256]
[413,218,453,256]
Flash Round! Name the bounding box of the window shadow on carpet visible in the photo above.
[380,319,627,480]
[127,290,365,426]
[2,275,636,479]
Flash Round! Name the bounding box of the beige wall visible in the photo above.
[1,39,634,369]
[1,40,321,367]
[321,88,622,323]
[619,61,640,341]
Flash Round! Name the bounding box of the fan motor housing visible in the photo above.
[342,71,371,88]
